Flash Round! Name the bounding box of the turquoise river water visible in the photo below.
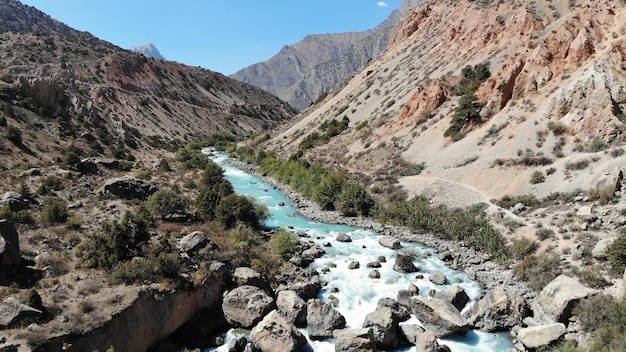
[207,151,514,352]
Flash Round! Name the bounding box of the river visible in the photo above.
[207,151,514,352]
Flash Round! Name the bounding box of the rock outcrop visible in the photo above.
[0,220,21,277]
[250,310,308,352]
[0,297,42,329]
[98,176,158,200]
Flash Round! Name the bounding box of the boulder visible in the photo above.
[376,298,411,322]
[349,261,360,269]
[276,290,307,327]
[592,237,615,259]
[403,296,468,338]
[301,244,325,260]
[537,275,597,323]
[368,270,381,279]
[177,231,217,254]
[517,323,566,350]
[289,276,321,300]
[465,287,529,331]
[306,298,346,340]
[400,324,447,352]
[379,236,401,249]
[250,310,307,352]
[233,267,272,293]
[336,233,352,242]
[0,220,21,277]
[92,158,121,170]
[435,284,469,312]
[75,158,98,174]
[1,192,26,212]
[222,285,275,329]
[99,176,158,200]
[362,306,403,348]
[18,168,41,177]
[393,253,418,273]
[428,270,447,285]
[333,328,376,352]
[0,297,43,329]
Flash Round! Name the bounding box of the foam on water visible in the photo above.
[204,150,513,352]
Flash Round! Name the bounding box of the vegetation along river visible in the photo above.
[208,151,514,352]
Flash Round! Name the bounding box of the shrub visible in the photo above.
[26,289,45,312]
[547,121,567,135]
[444,94,485,141]
[508,237,539,259]
[0,205,34,225]
[529,170,545,184]
[145,189,189,219]
[498,194,540,209]
[513,253,561,291]
[215,194,269,229]
[270,228,297,259]
[40,198,68,225]
[157,159,172,171]
[589,138,608,152]
[536,228,555,240]
[607,228,626,274]
[196,180,233,221]
[339,181,375,217]
[5,124,22,144]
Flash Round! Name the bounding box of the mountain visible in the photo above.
[0,0,296,168]
[230,0,424,110]
[128,43,166,60]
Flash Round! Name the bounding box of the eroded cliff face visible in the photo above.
[32,272,225,352]
[265,0,626,201]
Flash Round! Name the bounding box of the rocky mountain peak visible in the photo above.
[128,43,166,60]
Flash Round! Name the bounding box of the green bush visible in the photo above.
[0,205,34,224]
[25,289,45,312]
[547,121,567,135]
[536,228,555,240]
[145,189,189,219]
[40,198,68,225]
[5,124,22,144]
[513,253,561,291]
[339,181,374,217]
[508,237,538,259]
[108,252,180,285]
[529,170,545,184]
[270,228,298,259]
[444,94,485,141]
[607,228,626,274]
[215,194,269,229]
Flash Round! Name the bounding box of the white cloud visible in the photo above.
[377,1,389,7]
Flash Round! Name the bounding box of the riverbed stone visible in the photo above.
[537,275,597,323]
[363,306,404,348]
[289,276,322,300]
[222,285,275,329]
[379,235,401,249]
[393,253,418,273]
[333,328,375,352]
[369,270,380,279]
[336,233,352,242]
[435,284,469,312]
[276,290,307,327]
[250,310,307,352]
[404,296,468,338]
[306,298,346,340]
[517,323,566,349]
[428,270,447,285]
[465,287,529,332]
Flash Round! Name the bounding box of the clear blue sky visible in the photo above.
[19,0,403,75]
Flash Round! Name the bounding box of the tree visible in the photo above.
[40,198,68,224]
[215,194,269,229]
[196,180,233,221]
[339,181,374,217]
[202,160,226,187]
[270,228,297,259]
[145,189,189,219]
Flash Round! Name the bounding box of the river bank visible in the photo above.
[229,159,535,300]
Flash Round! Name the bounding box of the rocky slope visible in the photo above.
[230,0,424,110]
[0,0,297,169]
[257,0,626,302]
